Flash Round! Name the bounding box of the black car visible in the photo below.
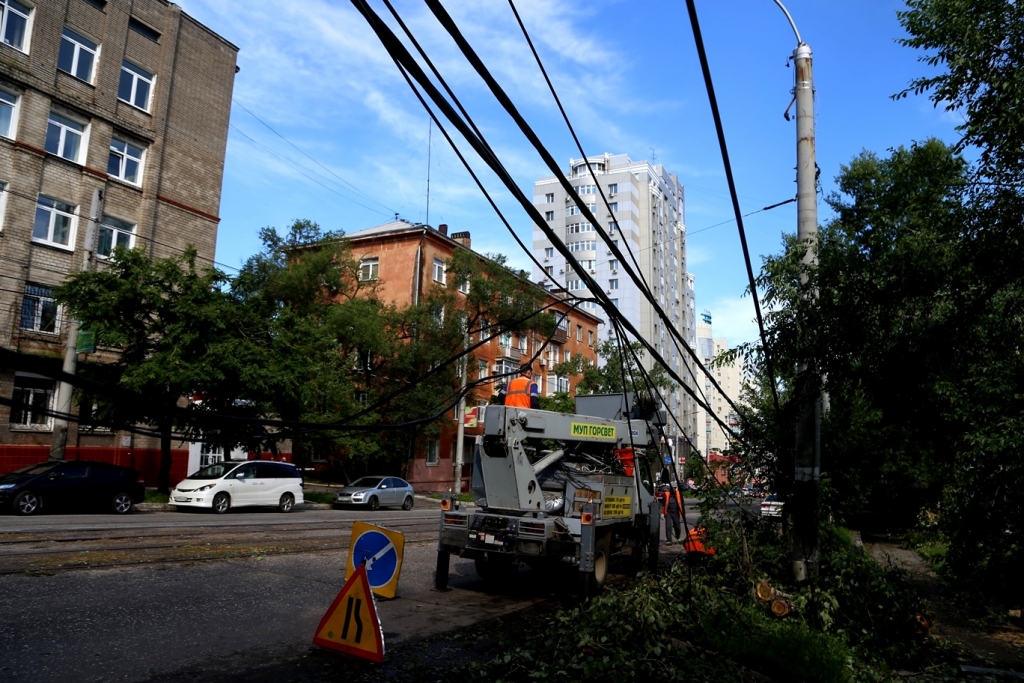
[0,461,146,516]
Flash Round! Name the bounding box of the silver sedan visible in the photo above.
[332,476,414,511]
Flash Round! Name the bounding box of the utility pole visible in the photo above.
[452,326,469,494]
[50,188,103,460]
[784,12,821,581]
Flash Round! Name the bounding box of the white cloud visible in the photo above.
[703,295,762,348]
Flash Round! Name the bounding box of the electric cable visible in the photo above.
[683,0,780,414]
[419,0,748,424]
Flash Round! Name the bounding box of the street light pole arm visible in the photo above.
[773,0,803,46]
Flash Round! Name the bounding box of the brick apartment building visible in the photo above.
[0,0,237,484]
[346,220,602,492]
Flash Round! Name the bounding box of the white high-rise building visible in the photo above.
[696,310,744,457]
[531,153,699,453]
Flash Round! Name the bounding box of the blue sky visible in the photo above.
[177,0,961,347]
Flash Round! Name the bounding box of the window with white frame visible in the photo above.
[108,137,144,184]
[97,215,135,257]
[610,298,619,308]
[544,193,554,203]
[118,61,154,111]
[557,375,570,393]
[544,265,553,277]
[479,317,489,343]
[32,196,77,249]
[432,257,445,283]
[457,276,470,294]
[359,257,379,281]
[0,0,30,52]
[576,325,583,341]
[58,28,98,83]
[425,439,439,466]
[477,359,488,380]
[499,331,511,348]
[608,201,618,212]
[563,349,571,363]
[11,374,56,429]
[608,259,619,271]
[609,279,619,290]
[45,111,87,163]
[0,88,17,138]
[20,283,61,333]
[588,329,594,345]
[544,247,553,258]
[557,313,568,331]
[607,183,618,194]
[544,211,554,221]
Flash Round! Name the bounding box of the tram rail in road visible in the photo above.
[0,508,441,575]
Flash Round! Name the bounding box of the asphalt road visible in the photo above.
[0,498,719,682]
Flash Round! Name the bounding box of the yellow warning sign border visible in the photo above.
[312,564,385,662]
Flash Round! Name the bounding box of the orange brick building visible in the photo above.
[346,221,602,492]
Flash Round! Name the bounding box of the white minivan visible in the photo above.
[171,461,304,514]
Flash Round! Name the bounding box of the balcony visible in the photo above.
[553,327,568,343]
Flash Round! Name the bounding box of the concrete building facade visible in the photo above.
[0,0,237,482]
[347,220,602,492]
[695,309,744,458]
[531,153,699,457]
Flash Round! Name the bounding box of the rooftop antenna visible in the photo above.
[426,118,432,227]
[650,147,657,162]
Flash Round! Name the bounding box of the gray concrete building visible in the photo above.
[696,309,744,458]
[531,153,699,456]
[0,0,237,470]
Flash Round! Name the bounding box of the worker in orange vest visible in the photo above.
[500,364,539,409]
[683,526,716,558]
[658,484,682,544]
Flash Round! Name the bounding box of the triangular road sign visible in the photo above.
[313,564,385,662]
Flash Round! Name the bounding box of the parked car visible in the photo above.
[761,494,784,518]
[333,477,414,511]
[171,461,304,514]
[0,460,145,516]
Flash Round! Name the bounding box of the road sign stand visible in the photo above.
[313,563,385,662]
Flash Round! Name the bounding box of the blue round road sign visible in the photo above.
[351,530,398,589]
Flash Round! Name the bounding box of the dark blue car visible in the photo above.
[0,460,145,516]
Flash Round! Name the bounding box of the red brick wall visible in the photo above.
[0,446,291,488]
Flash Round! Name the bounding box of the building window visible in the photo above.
[97,216,135,257]
[544,211,554,221]
[82,0,106,9]
[609,279,619,290]
[432,257,445,284]
[359,257,379,281]
[0,0,30,52]
[11,374,56,429]
[128,17,160,42]
[58,28,98,83]
[609,221,618,233]
[557,376,570,393]
[609,259,619,271]
[588,329,594,345]
[457,277,470,294]
[557,313,568,332]
[545,193,554,203]
[426,439,439,466]
[608,183,618,194]
[499,331,511,348]
[108,137,144,184]
[0,180,7,227]
[0,88,17,138]
[477,359,488,380]
[45,111,87,163]
[479,317,489,343]
[609,298,618,308]
[544,265,553,277]
[576,325,583,341]
[20,283,61,333]
[118,61,154,111]
[33,196,77,249]
[544,247,553,258]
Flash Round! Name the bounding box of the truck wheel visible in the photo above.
[475,556,518,583]
[580,548,609,598]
